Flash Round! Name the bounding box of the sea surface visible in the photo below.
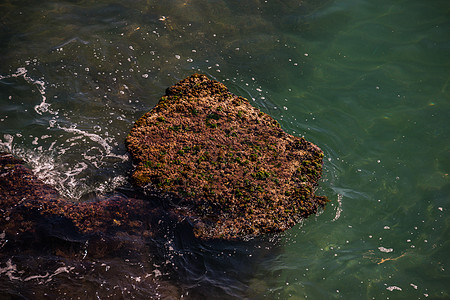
[0,0,448,299]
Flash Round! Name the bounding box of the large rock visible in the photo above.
[126,74,329,239]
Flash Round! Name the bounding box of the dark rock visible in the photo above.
[0,152,180,298]
[0,152,165,239]
[126,74,329,240]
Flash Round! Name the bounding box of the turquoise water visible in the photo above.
[0,0,448,298]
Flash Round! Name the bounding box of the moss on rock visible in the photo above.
[126,74,329,240]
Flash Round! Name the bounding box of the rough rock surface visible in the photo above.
[126,74,329,239]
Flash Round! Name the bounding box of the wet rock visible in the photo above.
[0,152,180,299]
[0,152,167,239]
[126,74,329,240]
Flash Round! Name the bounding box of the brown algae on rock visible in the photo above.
[126,73,329,240]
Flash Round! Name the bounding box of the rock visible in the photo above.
[0,152,165,238]
[0,152,181,298]
[126,74,329,240]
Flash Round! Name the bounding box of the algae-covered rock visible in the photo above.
[0,151,166,238]
[0,152,181,299]
[126,74,329,240]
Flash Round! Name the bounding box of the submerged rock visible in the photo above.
[0,152,164,238]
[126,74,329,240]
[0,152,181,299]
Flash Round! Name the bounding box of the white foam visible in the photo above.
[378,246,393,253]
[0,259,22,281]
[1,67,129,200]
[0,67,54,115]
[61,126,112,154]
[332,193,343,221]
[96,175,127,195]
[23,265,74,283]
[2,135,127,200]
[386,285,402,291]
[65,126,128,161]
[0,134,14,152]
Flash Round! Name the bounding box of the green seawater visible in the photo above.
[0,0,448,298]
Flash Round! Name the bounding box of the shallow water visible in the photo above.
[0,0,449,299]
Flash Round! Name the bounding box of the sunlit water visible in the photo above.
[0,0,448,299]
